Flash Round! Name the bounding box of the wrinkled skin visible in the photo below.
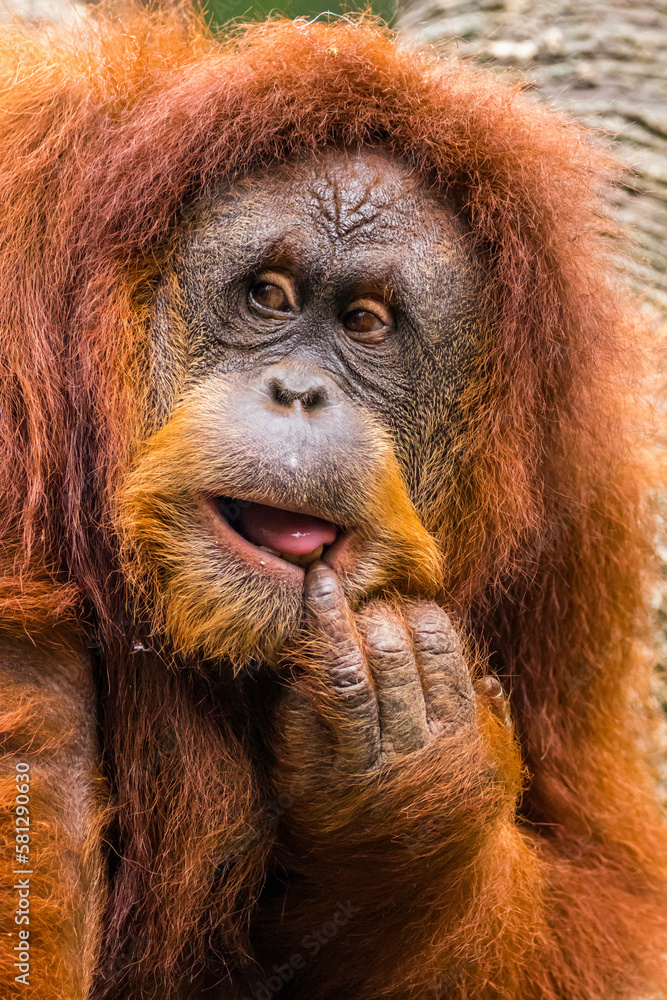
[119,150,514,998]
[124,151,486,663]
[153,149,480,486]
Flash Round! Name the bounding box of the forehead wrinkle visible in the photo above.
[186,211,316,278]
[186,151,470,288]
[301,161,418,246]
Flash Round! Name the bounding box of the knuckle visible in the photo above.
[330,661,367,689]
[375,640,405,655]
[331,677,375,715]
[409,603,459,654]
[420,643,467,679]
[419,636,460,662]
[359,606,412,660]
[327,646,368,688]
[332,679,370,701]
[307,580,340,609]
[370,638,412,661]
[305,566,344,609]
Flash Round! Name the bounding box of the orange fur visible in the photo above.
[118,377,443,664]
[0,8,664,1000]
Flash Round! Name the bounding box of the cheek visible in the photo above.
[148,279,192,427]
[385,380,471,520]
[117,410,306,666]
[117,377,444,667]
[160,518,305,666]
[356,333,469,458]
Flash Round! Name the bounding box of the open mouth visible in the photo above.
[210,496,340,569]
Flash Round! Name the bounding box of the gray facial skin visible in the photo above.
[151,149,481,510]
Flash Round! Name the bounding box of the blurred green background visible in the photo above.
[204,0,396,30]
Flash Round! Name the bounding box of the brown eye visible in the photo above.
[344,309,384,334]
[250,282,290,312]
[342,298,392,345]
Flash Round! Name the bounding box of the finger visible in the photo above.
[358,603,430,755]
[304,562,380,772]
[276,684,330,792]
[475,675,512,730]
[407,603,475,732]
[280,683,328,753]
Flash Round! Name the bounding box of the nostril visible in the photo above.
[268,377,328,412]
[269,377,297,408]
[300,386,327,411]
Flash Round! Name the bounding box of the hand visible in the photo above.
[272,562,515,849]
[253,565,519,992]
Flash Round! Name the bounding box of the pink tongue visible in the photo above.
[237,502,338,555]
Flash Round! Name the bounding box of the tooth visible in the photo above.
[280,552,302,565]
[280,545,324,567]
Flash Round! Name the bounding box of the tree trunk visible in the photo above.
[397,0,667,316]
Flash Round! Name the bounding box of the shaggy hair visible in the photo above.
[0,7,664,999]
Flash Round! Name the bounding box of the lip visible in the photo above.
[202,496,354,582]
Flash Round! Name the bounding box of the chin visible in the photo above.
[119,491,384,670]
[118,401,444,669]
